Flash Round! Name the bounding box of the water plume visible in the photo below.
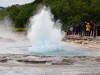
[27,6,66,53]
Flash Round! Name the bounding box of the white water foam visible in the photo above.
[27,7,66,53]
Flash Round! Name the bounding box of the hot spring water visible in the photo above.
[27,7,66,53]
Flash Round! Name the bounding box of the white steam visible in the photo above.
[27,7,66,53]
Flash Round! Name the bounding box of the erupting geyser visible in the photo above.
[27,7,66,53]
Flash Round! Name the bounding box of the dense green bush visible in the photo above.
[0,0,100,31]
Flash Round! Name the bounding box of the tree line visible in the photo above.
[0,0,100,31]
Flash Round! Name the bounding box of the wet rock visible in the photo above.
[62,59,75,64]
[62,58,73,62]
[52,62,73,65]
[0,59,8,63]
[52,59,75,65]
[16,56,49,64]
[95,57,100,62]
[17,59,47,64]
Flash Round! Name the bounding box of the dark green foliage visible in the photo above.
[0,0,100,31]
[0,9,8,20]
[6,2,38,28]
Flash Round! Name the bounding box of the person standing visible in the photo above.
[86,23,91,36]
[93,24,96,38]
[81,22,86,36]
[69,25,73,35]
[90,20,95,36]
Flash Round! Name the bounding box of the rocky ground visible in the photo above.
[0,54,100,75]
[0,65,100,75]
[0,54,100,65]
[64,35,100,50]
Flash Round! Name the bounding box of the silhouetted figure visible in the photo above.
[93,25,96,38]
[76,24,82,36]
[90,20,95,36]
[81,22,86,36]
[73,24,76,35]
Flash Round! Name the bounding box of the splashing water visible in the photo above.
[27,7,66,53]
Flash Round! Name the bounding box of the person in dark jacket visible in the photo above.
[90,20,95,36]
[81,22,86,36]
[76,24,82,36]
[93,24,96,38]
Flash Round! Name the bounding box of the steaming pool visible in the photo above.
[0,42,100,56]
[0,33,100,56]
[0,27,100,56]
